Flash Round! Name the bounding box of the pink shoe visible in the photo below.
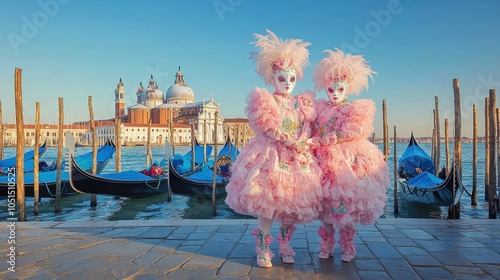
[253,228,274,268]
[339,228,357,262]
[341,252,355,262]
[318,226,335,259]
[277,226,296,264]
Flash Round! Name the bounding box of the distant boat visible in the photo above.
[397,133,465,206]
[0,140,115,198]
[0,142,47,174]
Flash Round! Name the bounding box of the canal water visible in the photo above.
[0,142,494,221]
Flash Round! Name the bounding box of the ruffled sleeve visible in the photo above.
[314,98,329,114]
[295,90,316,122]
[337,99,375,141]
[311,98,337,148]
[244,87,283,141]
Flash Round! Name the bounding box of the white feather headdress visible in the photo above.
[313,48,376,95]
[250,29,311,86]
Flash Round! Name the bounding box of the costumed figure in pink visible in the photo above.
[224,30,323,268]
[312,49,389,262]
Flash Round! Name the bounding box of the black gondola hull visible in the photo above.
[69,155,169,198]
[168,158,228,198]
[398,167,465,206]
[398,134,465,206]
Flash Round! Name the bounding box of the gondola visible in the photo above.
[67,133,168,198]
[217,137,240,162]
[215,137,240,176]
[68,154,169,198]
[397,133,465,206]
[168,138,213,176]
[168,158,228,197]
[0,140,115,198]
[167,137,239,198]
[0,141,47,174]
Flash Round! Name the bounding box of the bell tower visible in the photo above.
[115,78,125,118]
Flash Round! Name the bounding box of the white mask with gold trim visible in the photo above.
[273,69,296,95]
[327,80,348,104]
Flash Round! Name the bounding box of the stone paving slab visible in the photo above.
[0,218,499,279]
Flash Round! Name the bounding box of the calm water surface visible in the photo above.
[0,142,494,221]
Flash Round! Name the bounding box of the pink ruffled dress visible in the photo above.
[313,98,389,228]
[225,88,323,224]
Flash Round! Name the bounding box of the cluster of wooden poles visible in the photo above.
[379,78,498,219]
[0,68,104,221]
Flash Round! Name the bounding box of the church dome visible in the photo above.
[140,75,163,101]
[165,67,195,103]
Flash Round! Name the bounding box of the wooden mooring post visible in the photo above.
[472,105,478,206]
[393,126,398,215]
[485,97,490,200]
[383,100,389,162]
[497,108,500,201]
[444,119,450,176]
[146,118,152,168]
[434,96,441,175]
[190,122,195,173]
[34,102,41,215]
[448,78,462,219]
[14,68,27,221]
[115,118,121,173]
[432,110,436,172]
[203,120,208,164]
[169,109,175,155]
[88,96,97,207]
[165,139,172,202]
[55,97,64,213]
[212,111,219,216]
[488,89,497,219]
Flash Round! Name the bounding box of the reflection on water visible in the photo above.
[183,195,252,220]
[391,200,443,219]
[0,142,494,221]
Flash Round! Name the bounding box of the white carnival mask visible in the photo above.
[273,69,296,95]
[327,80,348,104]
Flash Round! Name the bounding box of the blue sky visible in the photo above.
[1,0,499,138]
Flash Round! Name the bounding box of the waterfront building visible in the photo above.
[224,118,254,149]
[1,123,88,147]
[0,67,253,147]
[106,67,229,146]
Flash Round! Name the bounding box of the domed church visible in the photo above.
[112,67,225,145]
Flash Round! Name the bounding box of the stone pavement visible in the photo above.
[1,218,499,279]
